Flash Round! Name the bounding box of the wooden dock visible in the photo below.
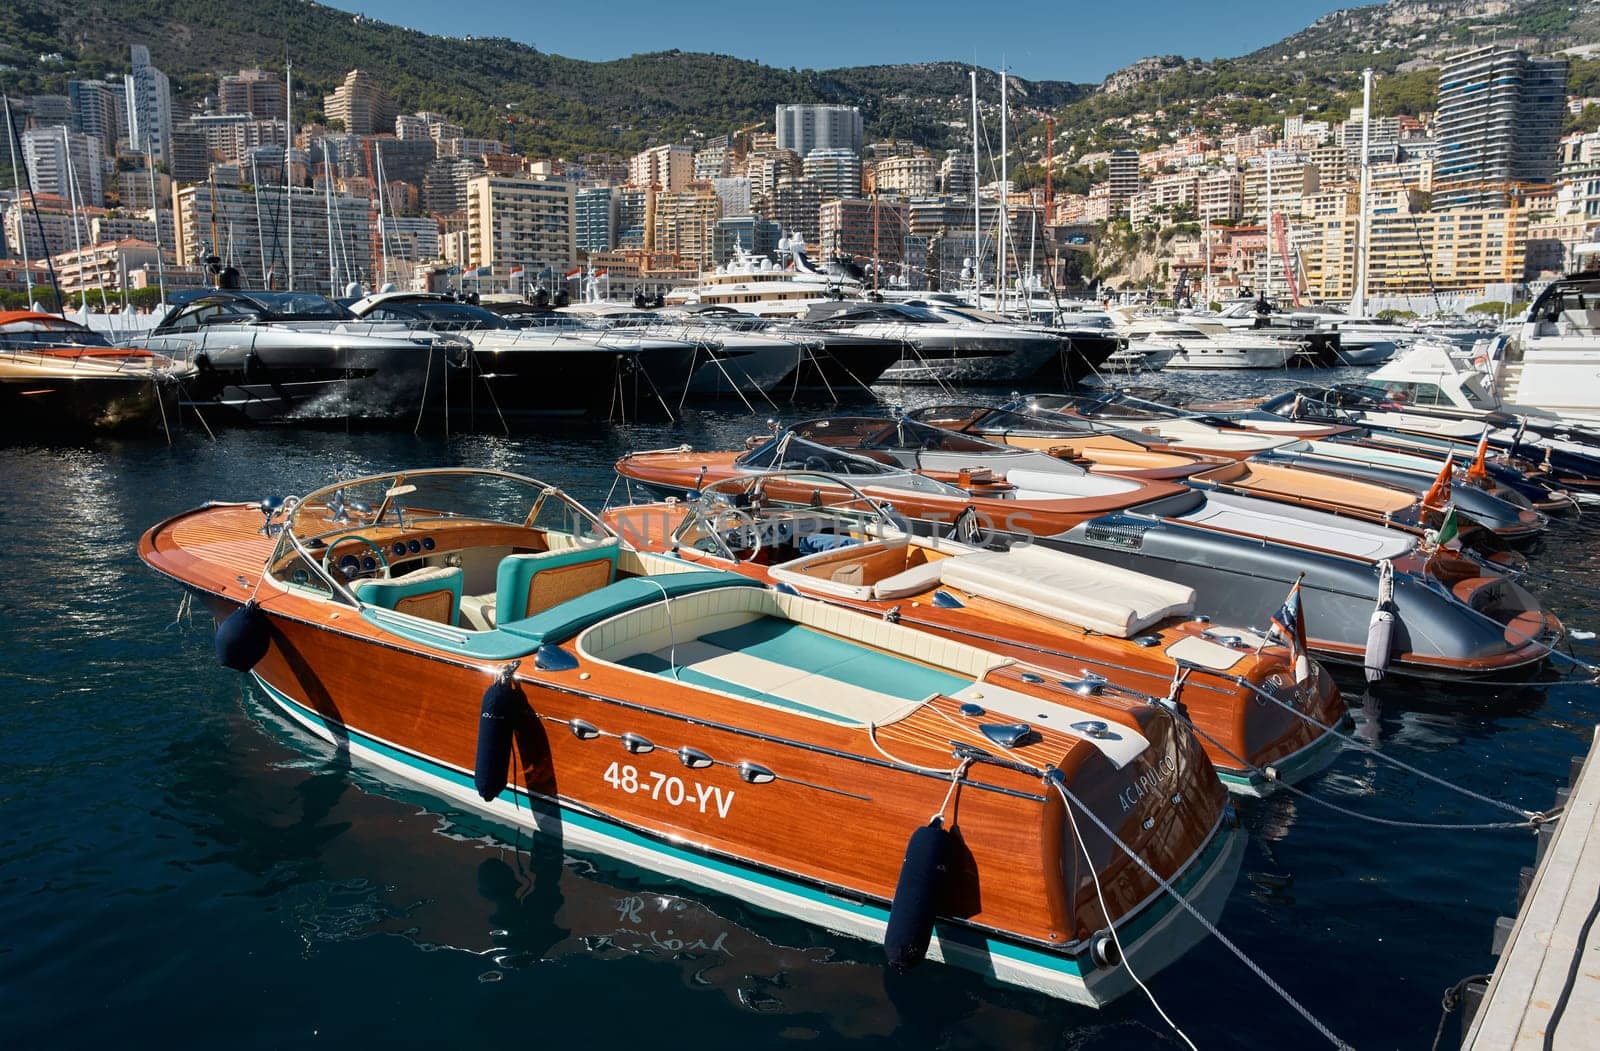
[1462,725,1600,1050]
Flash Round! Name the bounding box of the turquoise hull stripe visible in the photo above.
[254,676,1233,982]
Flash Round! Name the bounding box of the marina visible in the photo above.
[2,358,1598,1048]
[7,1,1600,1046]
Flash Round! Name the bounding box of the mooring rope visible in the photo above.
[1221,670,1553,824]
[1051,776,1355,1050]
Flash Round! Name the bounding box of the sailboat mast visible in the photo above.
[1352,67,1374,315]
[377,141,393,288]
[322,140,338,296]
[59,126,88,311]
[3,95,34,303]
[285,60,294,291]
[970,70,981,298]
[147,143,167,304]
[999,66,1009,315]
[1264,148,1274,300]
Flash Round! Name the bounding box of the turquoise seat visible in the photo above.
[495,539,621,624]
[354,566,464,626]
[498,571,763,647]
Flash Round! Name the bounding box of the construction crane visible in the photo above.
[729,121,766,163]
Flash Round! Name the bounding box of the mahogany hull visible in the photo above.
[139,502,1244,1005]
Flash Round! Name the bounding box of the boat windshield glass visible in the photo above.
[788,416,1010,454]
[0,317,113,349]
[931,405,1163,445]
[670,472,900,559]
[356,298,510,329]
[1529,277,1600,334]
[737,433,964,495]
[238,292,355,320]
[269,469,612,600]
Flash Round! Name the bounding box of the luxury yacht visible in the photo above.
[344,291,697,419]
[796,301,1080,386]
[141,289,470,423]
[0,310,193,432]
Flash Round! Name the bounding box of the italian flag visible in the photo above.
[1435,506,1459,548]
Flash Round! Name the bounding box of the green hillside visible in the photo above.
[0,0,1088,155]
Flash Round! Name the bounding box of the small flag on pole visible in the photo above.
[1466,425,1491,484]
[1422,452,1454,511]
[463,264,492,279]
[1269,575,1312,685]
[1434,506,1460,548]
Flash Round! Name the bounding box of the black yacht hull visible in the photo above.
[0,373,180,434]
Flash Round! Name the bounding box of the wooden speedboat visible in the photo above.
[909,399,1301,462]
[908,403,1221,480]
[912,402,1546,548]
[617,425,1563,679]
[0,310,193,433]
[139,467,1243,1005]
[604,471,1347,796]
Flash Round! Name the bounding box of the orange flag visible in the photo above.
[1466,426,1491,485]
[1422,453,1454,511]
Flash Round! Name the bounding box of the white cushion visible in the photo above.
[871,560,946,599]
[938,545,1195,637]
[1003,467,1142,497]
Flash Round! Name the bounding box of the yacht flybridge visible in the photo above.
[666,238,864,317]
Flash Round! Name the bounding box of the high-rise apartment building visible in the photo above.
[802,148,862,203]
[765,177,824,244]
[1107,150,1141,207]
[939,151,975,199]
[707,176,752,219]
[68,79,127,153]
[628,144,694,191]
[464,173,576,284]
[2,194,94,259]
[167,124,211,183]
[774,104,863,159]
[218,69,286,118]
[22,127,104,207]
[190,114,289,164]
[172,182,374,289]
[874,154,938,199]
[575,185,619,254]
[124,45,173,165]
[1197,169,1244,222]
[323,69,397,137]
[652,185,722,268]
[1435,44,1568,209]
[422,157,482,215]
[713,215,781,264]
[819,198,910,274]
[616,187,650,248]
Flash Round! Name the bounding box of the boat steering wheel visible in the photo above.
[717,511,763,564]
[321,533,392,582]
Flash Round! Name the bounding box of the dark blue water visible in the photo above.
[3,371,1596,1049]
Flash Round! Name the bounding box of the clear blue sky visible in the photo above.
[325,0,1354,82]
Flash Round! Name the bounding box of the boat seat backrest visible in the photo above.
[353,565,464,626]
[495,538,620,623]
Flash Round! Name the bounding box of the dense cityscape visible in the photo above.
[2,29,1597,313]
